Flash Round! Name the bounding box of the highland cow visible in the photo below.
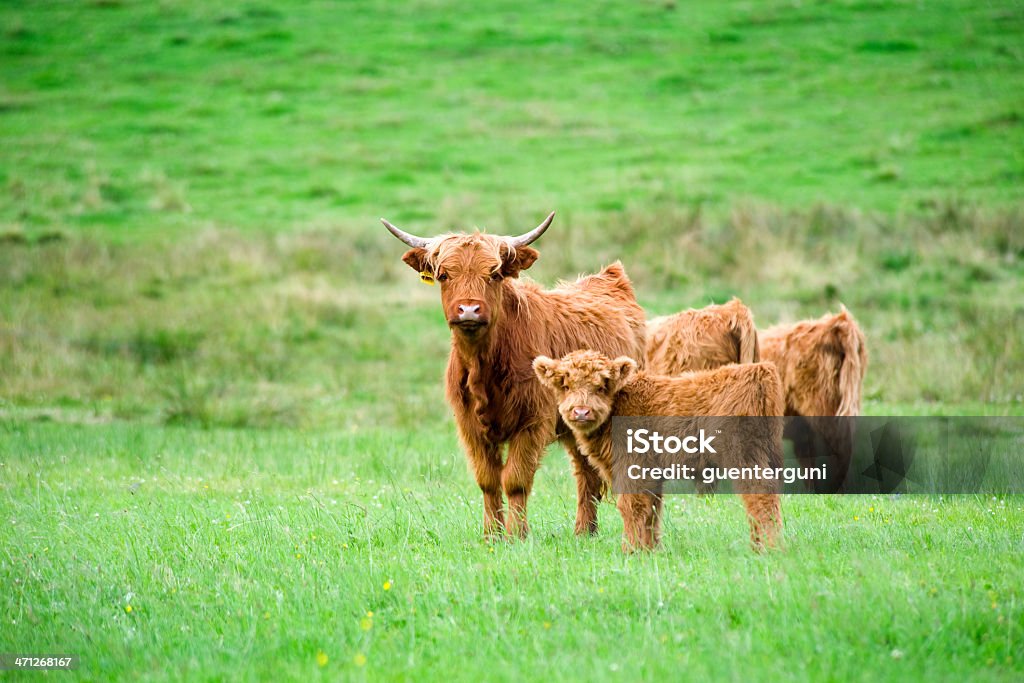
[533,350,784,552]
[381,213,646,538]
[643,302,868,491]
[759,306,868,490]
[646,298,759,374]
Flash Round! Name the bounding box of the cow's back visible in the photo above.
[543,262,646,366]
[619,362,783,419]
[646,298,758,375]
[759,311,866,417]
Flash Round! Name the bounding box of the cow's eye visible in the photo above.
[490,271,503,281]
[437,272,449,282]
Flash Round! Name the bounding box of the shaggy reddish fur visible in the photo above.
[399,233,645,538]
[758,306,868,418]
[643,302,868,490]
[646,298,760,373]
[533,350,784,552]
[759,306,868,488]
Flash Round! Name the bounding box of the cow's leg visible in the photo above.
[478,457,505,539]
[737,466,783,552]
[461,430,505,538]
[617,494,641,552]
[649,492,664,548]
[815,416,854,493]
[617,493,661,552]
[740,493,782,552]
[786,416,821,492]
[503,427,548,539]
[737,426,784,551]
[560,435,603,536]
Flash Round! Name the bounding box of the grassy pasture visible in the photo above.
[1,0,1024,680]
[1,204,1021,429]
[3,422,1024,681]
[1,0,1023,236]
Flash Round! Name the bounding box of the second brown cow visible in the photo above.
[647,301,868,489]
[646,297,760,373]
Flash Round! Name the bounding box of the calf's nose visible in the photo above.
[458,304,481,321]
[572,406,592,421]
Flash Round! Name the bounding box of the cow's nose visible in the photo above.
[458,304,481,321]
[572,406,592,421]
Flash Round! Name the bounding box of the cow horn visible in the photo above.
[381,218,430,249]
[507,212,555,248]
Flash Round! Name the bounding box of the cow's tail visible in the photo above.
[730,298,760,363]
[834,305,866,416]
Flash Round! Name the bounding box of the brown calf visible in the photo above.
[533,350,784,552]
[382,214,646,538]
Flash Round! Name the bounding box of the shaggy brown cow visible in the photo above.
[642,302,868,490]
[646,298,759,374]
[382,213,646,538]
[533,350,784,552]
[759,306,868,488]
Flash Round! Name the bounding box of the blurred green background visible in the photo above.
[1,1,1023,680]
[3,0,1024,234]
[1,0,1021,427]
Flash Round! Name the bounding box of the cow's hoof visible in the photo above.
[483,529,506,543]
[506,524,529,540]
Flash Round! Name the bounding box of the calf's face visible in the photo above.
[533,350,638,434]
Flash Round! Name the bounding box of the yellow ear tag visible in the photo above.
[419,271,435,285]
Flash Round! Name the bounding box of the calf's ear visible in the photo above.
[402,248,429,273]
[532,356,559,387]
[501,246,539,278]
[610,356,638,389]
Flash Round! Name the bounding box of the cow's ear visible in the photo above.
[502,246,539,278]
[532,356,559,388]
[402,248,429,272]
[610,356,638,390]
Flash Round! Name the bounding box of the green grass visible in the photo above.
[2,0,1024,680]
[2,421,1022,681]
[2,204,1021,428]
[2,0,1023,238]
